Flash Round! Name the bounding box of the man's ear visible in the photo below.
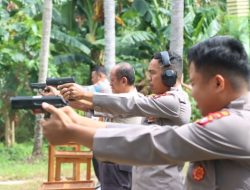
[121,77,127,84]
[97,73,102,80]
[214,74,225,92]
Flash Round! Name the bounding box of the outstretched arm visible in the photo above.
[57,83,185,120]
[92,91,190,120]
[41,103,250,166]
[93,110,250,165]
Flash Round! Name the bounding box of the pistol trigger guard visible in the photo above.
[44,113,51,119]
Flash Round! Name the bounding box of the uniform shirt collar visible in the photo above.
[169,85,183,92]
[227,91,250,110]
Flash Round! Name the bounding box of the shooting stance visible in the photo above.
[41,36,250,190]
[50,51,192,190]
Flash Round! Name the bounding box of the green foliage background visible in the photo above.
[0,0,249,143]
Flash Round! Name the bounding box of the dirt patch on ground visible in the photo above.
[0,180,32,185]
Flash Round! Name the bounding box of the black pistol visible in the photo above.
[29,83,47,93]
[10,96,68,115]
[30,83,47,90]
[46,77,75,86]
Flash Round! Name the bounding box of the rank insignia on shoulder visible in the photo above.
[196,110,230,127]
[192,165,205,181]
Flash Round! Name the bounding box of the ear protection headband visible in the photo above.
[160,51,177,87]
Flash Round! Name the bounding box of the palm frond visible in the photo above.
[21,1,42,17]
[53,54,93,65]
[119,31,156,45]
[51,29,91,55]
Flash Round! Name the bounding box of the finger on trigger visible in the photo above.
[42,102,57,114]
[42,102,66,123]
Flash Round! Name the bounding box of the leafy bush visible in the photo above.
[0,142,47,162]
[190,96,201,122]
[0,142,48,181]
[183,89,201,122]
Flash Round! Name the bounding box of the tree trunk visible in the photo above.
[11,119,15,145]
[169,0,184,56]
[33,114,44,157]
[103,0,116,75]
[4,110,15,147]
[32,0,52,158]
[4,113,11,147]
[38,0,52,82]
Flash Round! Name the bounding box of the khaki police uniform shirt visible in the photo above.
[93,87,191,190]
[93,92,250,190]
[95,88,142,190]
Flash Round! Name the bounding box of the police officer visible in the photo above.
[55,52,192,190]
[42,36,250,190]
[95,63,142,190]
[41,65,111,187]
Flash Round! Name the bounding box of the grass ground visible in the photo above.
[0,163,89,190]
[0,142,188,190]
[0,142,97,190]
[0,179,45,190]
[0,142,48,190]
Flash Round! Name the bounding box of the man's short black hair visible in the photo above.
[115,62,135,85]
[188,36,250,90]
[92,65,107,75]
[153,51,183,80]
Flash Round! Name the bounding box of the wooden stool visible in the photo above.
[40,143,95,190]
[55,150,92,181]
[39,180,95,190]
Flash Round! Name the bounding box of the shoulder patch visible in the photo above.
[192,165,206,181]
[196,110,230,127]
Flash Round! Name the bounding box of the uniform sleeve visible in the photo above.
[93,114,250,166]
[93,92,181,119]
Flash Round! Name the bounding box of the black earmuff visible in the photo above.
[160,51,177,87]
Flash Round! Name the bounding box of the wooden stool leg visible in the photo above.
[55,159,61,181]
[86,158,91,180]
[73,145,81,180]
[72,162,76,180]
[48,145,55,182]
[74,161,81,181]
